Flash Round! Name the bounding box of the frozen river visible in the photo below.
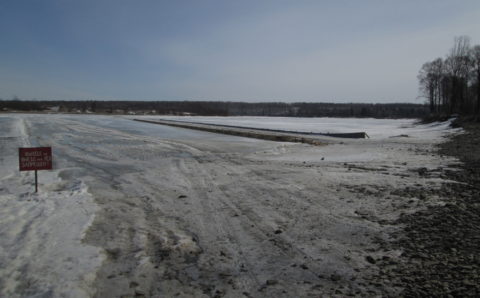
[0,114,460,297]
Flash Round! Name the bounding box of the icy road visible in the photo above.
[0,114,459,297]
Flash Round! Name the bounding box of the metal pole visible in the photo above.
[35,170,38,193]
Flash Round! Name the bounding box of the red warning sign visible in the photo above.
[19,147,53,171]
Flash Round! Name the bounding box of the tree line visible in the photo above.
[418,36,480,116]
[0,99,428,118]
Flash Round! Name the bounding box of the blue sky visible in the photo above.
[1,0,479,103]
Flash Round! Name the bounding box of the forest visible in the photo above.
[0,99,427,119]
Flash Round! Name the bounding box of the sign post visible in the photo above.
[19,147,53,193]
[35,170,38,193]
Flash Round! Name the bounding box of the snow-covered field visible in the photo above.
[0,114,460,297]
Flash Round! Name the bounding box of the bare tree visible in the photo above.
[472,45,480,115]
[418,58,444,113]
[418,61,436,112]
[444,36,471,113]
[430,58,444,113]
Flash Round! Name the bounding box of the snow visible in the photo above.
[0,115,103,297]
[0,114,462,297]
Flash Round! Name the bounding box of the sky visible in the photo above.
[1,0,480,103]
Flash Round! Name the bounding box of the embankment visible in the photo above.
[133,118,368,145]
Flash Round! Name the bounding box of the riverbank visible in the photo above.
[374,120,480,296]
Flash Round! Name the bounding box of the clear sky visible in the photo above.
[1,0,480,103]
